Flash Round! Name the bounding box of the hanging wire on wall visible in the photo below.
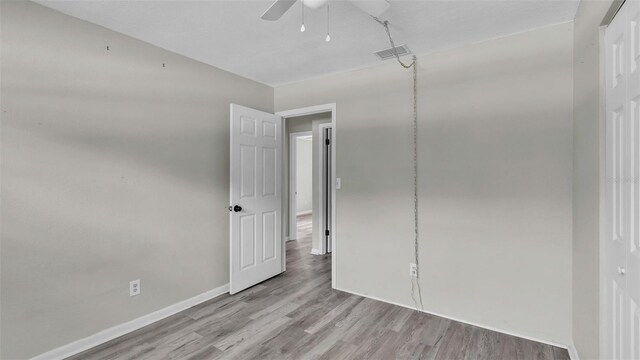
[373,16,424,311]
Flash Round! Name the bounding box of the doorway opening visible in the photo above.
[278,104,337,288]
[286,113,331,254]
[228,103,336,294]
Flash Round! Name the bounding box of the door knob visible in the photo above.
[617,266,626,275]
[229,205,242,212]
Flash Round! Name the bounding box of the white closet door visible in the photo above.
[605,1,640,358]
[627,1,640,358]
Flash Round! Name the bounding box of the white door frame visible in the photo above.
[289,131,312,241]
[318,123,333,255]
[277,103,337,289]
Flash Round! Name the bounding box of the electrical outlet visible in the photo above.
[130,279,141,296]
[336,178,341,189]
[409,263,418,277]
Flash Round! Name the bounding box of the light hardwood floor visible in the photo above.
[69,215,569,360]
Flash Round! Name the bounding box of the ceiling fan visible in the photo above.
[260,0,390,21]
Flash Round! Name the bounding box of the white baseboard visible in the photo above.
[310,248,322,255]
[296,210,312,216]
[31,283,230,360]
[336,287,570,352]
[567,343,580,360]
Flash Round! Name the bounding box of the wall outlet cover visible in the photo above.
[130,279,141,296]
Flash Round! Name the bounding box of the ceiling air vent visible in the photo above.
[374,44,411,60]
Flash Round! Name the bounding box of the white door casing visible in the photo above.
[230,104,283,295]
[320,124,333,254]
[604,1,640,358]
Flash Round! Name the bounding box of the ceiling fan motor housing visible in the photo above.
[261,0,390,21]
[304,0,330,9]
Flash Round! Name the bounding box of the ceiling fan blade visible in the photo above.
[261,0,297,21]
[348,0,390,17]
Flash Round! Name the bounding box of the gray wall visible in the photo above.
[572,1,615,358]
[0,2,273,358]
[275,23,574,344]
[296,138,313,213]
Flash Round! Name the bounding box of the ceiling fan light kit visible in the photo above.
[303,0,329,9]
[261,0,390,19]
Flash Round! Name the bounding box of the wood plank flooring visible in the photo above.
[69,215,569,360]
[294,213,312,241]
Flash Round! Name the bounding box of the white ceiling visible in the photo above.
[35,0,580,86]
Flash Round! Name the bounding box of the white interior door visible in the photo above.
[230,104,283,294]
[605,1,640,358]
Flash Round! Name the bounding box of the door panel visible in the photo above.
[263,211,277,261]
[240,145,256,199]
[263,147,277,196]
[613,280,626,359]
[632,299,640,359]
[230,104,283,294]
[240,214,256,270]
[628,1,640,359]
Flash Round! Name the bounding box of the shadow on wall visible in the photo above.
[6,98,230,192]
[335,112,570,200]
[1,3,272,357]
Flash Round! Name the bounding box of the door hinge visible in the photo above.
[325,139,330,145]
[325,230,330,236]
